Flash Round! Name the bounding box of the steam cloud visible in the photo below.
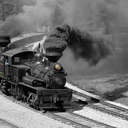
[0,0,119,36]
[0,0,128,77]
[46,24,112,65]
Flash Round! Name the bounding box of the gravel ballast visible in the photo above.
[0,95,73,128]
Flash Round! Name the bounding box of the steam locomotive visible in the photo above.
[0,35,72,111]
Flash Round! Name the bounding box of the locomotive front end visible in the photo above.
[24,59,72,110]
[45,63,67,89]
[31,60,67,89]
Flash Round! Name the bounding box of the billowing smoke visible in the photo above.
[0,0,119,36]
[45,24,112,65]
[0,0,128,78]
[0,0,60,37]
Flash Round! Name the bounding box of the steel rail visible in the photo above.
[88,103,128,121]
[52,112,114,128]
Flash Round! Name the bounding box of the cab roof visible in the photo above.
[2,47,35,58]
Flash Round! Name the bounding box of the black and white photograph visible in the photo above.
[0,0,128,127]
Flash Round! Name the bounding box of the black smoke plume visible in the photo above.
[44,24,112,65]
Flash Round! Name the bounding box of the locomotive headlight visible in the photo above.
[55,64,61,71]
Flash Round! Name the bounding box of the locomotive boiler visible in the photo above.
[0,35,72,111]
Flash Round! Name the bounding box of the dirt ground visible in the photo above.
[0,119,17,128]
[73,73,128,105]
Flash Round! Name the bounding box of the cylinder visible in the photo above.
[22,76,46,87]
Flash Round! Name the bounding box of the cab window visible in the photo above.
[14,57,20,63]
[13,57,20,64]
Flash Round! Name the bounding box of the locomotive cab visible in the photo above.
[1,48,35,81]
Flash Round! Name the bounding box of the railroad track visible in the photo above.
[73,92,128,119]
[66,82,128,116]
[72,90,128,122]
[89,102,128,120]
[50,112,115,128]
[72,89,128,121]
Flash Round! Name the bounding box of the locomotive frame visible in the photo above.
[0,47,72,111]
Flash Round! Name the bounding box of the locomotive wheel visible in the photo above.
[15,86,24,101]
[10,85,17,98]
[0,80,11,96]
[54,97,65,112]
[27,92,40,110]
[56,102,65,112]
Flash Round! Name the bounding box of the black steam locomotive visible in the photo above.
[0,35,72,110]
